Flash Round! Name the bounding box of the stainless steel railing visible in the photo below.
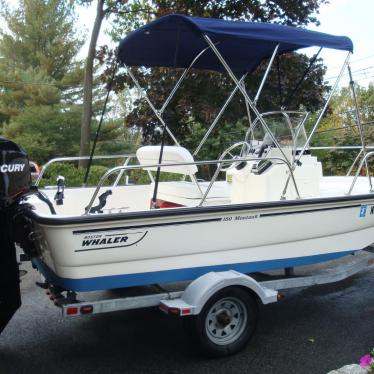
[309,145,374,194]
[347,151,374,195]
[84,154,300,215]
[35,155,137,187]
[309,146,374,177]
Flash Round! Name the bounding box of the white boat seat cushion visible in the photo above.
[136,146,198,175]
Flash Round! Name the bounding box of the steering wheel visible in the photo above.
[218,141,252,172]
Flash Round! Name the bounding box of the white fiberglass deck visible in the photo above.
[29,176,373,218]
[320,176,372,197]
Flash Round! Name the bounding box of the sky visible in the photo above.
[307,0,374,86]
[75,0,374,87]
[5,0,374,87]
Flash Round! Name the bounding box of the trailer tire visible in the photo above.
[185,287,258,357]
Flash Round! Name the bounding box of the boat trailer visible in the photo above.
[38,248,373,356]
[55,249,374,318]
[0,134,374,356]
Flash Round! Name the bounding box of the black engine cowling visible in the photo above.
[0,137,32,335]
[0,137,32,209]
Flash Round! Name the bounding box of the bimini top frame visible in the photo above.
[117,15,358,199]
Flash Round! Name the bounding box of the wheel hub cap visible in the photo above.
[205,297,248,345]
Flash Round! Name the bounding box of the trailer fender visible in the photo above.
[160,270,278,316]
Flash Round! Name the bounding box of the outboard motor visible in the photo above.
[0,137,32,335]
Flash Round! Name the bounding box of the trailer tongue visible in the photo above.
[0,137,32,334]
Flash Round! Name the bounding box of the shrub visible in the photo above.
[38,163,113,188]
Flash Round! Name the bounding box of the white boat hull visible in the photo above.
[27,195,374,291]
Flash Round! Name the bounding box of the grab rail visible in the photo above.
[84,154,300,215]
[35,154,136,186]
[347,151,374,195]
[310,146,374,150]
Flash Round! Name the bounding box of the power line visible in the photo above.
[0,80,82,88]
[338,74,374,85]
[326,54,374,72]
[312,120,374,137]
[0,80,104,88]
[1,68,372,90]
[326,65,374,81]
[350,54,374,64]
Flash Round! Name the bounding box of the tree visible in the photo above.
[78,0,105,165]
[312,83,374,175]
[0,68,61,120]
[0,0,84,123]
[0,0,84,163]
[0,0,138,168]
[0,0,82,81]
[3,105,82,163]
[77,0,144,166]
[104,0,329,160]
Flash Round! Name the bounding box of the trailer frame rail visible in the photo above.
[59,249,374,318]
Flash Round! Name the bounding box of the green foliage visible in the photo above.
[38,161,184,188]
[0,0,136,166]
[184,120,248,160]
[180,119,248,179]
[127,169,184,185]
[38,163,112,187]
[0,0,345,179]
[2,105,82,164]
[0,0,85,161]
[93,118,143,156]
[0,68,61,119]
[311,83,374,175]
[0,0,83,81]
[111,0,327,36]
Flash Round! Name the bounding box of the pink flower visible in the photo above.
[360,354,373,367]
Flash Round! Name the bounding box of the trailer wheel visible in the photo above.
[185,287,258,357]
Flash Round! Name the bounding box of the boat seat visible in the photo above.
[136,145,198,175]
[137,146,231,206]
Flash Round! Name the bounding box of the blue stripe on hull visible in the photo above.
[33,251,354,292]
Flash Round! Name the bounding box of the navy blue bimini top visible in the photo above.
[117,14,353,73]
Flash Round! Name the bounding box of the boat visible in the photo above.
[6,14,374,293]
